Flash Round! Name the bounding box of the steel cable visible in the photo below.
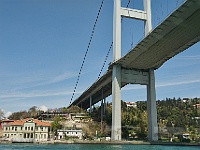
[69,0,105,105]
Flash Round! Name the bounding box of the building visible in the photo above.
[126,102,137,108]
[193,104,200,109]
[57,129,82,139]
[0,119,14,128]
[0,119,14,137]
[3,118,51,142]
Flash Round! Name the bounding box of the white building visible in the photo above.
[126,102,137,108]
[57,129,82,139]
[3,118,51,142]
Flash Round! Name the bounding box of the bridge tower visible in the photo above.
[112,0,158,141]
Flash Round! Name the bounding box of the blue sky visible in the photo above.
[0,0,199,117]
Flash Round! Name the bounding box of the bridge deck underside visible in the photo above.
[70,0,200,109]
[115,0,200,70]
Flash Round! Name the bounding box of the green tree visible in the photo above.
[28,106,38,118]
[67,105,85,113]
[8,111,29,120]
[51,116,62,136]
[82,121,110,139]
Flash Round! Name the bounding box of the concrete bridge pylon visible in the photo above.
[112,0,158,142]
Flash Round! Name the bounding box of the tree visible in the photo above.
[8,111,29,120]
[0,109,4,119]
[67,105,85,113]
[28,106,38,118]
[82,121,110,139]
[51,116,62,136]
[61,107,68,113]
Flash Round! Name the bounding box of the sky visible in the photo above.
[0,0,199,117]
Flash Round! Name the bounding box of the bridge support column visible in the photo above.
[90,96,92,114]
[147,69,158,142]
[101,89,104,134]
[112,65,122,141]
[143,0,152,36]
[112,0,122,141]
[101,99,103,134]
[104,97,106,114]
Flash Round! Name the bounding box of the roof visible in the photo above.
[5,118,51,127]
[0,119,14,123]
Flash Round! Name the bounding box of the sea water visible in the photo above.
[0,144,199,150]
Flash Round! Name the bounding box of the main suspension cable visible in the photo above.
[126,0,131,8]
[97,42,113,79]
[69,0,105,105]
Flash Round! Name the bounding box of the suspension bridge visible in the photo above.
[69,0,200,142]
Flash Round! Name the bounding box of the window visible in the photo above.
[35,134,37,139]
[31,127,33,131]
[6,127,7,130]
[21,127,23,130]
[25,127,27,130]
[76,132,77,135]
[41,127,43,131]
[12,127,14,130]
[15,127,17,131]
[28,127,30,130]
[35,127,38,131]
[44,134,46,139]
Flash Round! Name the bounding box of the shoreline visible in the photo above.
[0,140,200,146]
[1,139,200,146]
[56,140,200,146]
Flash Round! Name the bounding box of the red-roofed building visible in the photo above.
[3,118,51,142]
[0,119,14,137]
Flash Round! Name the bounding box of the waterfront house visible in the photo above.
[3,118,51,142]
[57,129,83,139]
[0,119,14,137]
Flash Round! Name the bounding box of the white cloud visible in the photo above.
[156,79,200,88]
[166,55,200,68]
[122,79,200,91]
[49,72,76,84]
[39,105,48,112]
[0,71,77,92]
[175,55,200,60]
[0,89,83,99]
[5,111,12,118]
